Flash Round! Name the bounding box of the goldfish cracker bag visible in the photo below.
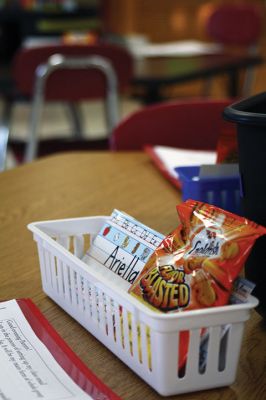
[129,199,266,369]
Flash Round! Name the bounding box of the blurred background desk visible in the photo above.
[132,52,263,103]
[0,151,265,400]
[0,0,264,105]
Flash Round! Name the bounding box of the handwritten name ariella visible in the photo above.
[104,246,140,283]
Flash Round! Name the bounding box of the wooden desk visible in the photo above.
[0,152,265,400]
[133,53,263,103]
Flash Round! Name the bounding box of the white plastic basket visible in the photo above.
[28,216,258,396]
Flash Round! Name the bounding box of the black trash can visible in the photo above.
[223,92,266,318]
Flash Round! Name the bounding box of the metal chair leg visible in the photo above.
[66,102,84,138]
[202,78,213,97]
[0,99,12,171]
[24,66,45,163]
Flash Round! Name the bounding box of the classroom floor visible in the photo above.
[4,97,142,169]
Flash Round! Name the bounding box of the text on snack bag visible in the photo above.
[140,266,190,311]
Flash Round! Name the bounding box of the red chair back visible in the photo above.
[206,4,263,47]
[110,99,234,151]
[12,43,133,101]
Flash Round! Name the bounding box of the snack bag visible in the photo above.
[129,199,266,368]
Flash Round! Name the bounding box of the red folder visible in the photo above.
[16,298,121,400]
[145,145,218,191]
[145,145,182,189]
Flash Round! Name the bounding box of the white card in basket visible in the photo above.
[82,209,165,290]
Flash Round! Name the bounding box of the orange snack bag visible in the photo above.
[129,200,266,368]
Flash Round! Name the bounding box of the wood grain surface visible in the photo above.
[0,151,265,400]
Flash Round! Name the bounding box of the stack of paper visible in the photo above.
[146,145,217,189]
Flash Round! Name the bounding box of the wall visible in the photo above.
[105,0,265,43]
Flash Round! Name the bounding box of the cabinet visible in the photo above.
[0,2,103,64]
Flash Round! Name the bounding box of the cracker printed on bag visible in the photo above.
[129,199,266,313]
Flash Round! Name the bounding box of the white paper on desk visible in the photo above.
[130,40,222,58]
[153,145,217,179]
[0,300,91,400]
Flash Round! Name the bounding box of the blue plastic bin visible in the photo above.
[175,166,241,214]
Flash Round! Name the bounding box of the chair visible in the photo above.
[22,53,120,162]
[204,3,263,97]
[110,98,234,151]
[2,42,133,165]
